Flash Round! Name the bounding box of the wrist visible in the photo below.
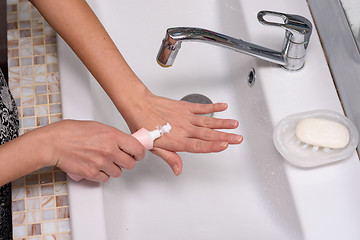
[26,123,59,168]
[110,79,153,121]
[113,79,151,111]
[114,86,157,132]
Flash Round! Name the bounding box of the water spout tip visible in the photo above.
[156,58,172,68]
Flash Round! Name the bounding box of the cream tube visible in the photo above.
[132,123,171,150]
[68,123,171,181]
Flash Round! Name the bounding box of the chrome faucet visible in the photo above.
[156,11,312,71]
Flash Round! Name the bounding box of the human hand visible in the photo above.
[44,120,145,182]
[119,91,243,176]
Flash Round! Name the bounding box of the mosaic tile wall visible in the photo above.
[6,0,72,239]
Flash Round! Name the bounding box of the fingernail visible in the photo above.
[220,142,228,148]
[172,164,179,176]
[233,135,243,143]
[232,120,239,128]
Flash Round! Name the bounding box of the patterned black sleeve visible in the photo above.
[0,68,19,240]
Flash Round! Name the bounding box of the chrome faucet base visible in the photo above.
[157,10,312,71]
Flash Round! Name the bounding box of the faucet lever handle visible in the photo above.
[257,10,312,47]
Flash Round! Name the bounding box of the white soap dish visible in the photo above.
[273,110,358,167]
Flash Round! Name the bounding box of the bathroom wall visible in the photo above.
[6,0,72,239]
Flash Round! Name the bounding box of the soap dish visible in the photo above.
[273,110,359,167]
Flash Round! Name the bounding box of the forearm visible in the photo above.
[0,129,50,186]
[0,120,146,185]
[29,0,148,113]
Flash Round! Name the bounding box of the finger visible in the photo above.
[184,139,229,153]
[192,127,243,144]
[99,159,123,178]
[68,173,83,182]
[116,134,146,161]
[91,151,124,178]
[113,150,137,170]
[191,115,239,129]
[186,102,228,115]
[111,164,123,178]
[86,170,110,183]
[151,147,183,176]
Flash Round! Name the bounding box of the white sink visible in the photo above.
[58,0,360,239]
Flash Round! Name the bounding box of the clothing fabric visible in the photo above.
[0,67,19,240]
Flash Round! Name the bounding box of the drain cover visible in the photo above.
[181,93,213,117]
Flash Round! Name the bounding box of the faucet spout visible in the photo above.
[156,27,286,67]
[156,11,312,71]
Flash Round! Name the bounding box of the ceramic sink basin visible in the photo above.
[58,0,360,239]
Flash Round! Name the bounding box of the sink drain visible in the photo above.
[181,93,214,117]
[248,68,256,87]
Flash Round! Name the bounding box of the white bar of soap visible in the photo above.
[296,118,350,149]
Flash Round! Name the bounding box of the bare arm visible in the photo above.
[0,126,49,186]
[0,120,145,186]
[29,0,243,176]
[29,0,146,108]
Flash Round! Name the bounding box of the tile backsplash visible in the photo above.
[7,0,72,239]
